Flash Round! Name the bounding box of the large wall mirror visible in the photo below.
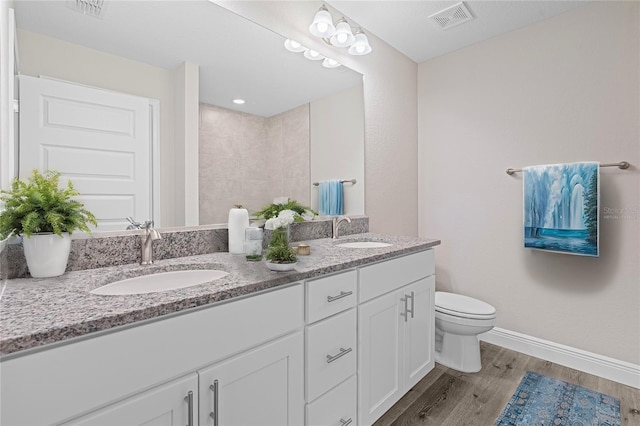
[12,0,364,231]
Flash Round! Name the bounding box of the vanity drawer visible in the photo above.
[306,375,356,426]
[306,270,357,324]
[359,249,434,303]
[306,309,357,402]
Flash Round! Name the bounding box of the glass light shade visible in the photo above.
[303,49,324,61]
[348,31,372,55]
[284,39,306,53]
[322,58,341,68]
[329,19,354,47]
[309,8,335,38]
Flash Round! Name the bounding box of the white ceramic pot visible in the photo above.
[22,233,71,278]
[265,261,297,272]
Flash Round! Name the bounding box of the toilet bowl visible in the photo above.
[434,292,496,373]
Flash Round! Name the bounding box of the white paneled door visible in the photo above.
[19,75,151,231]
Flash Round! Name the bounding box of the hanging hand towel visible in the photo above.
[318,180,343,216]
[523,161,599,257]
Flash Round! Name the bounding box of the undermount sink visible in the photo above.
[90,269,229,295]
[335,241,392,249]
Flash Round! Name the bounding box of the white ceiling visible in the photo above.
[13,0,363,117]
[328,0,590,63]
[13,1,591,117]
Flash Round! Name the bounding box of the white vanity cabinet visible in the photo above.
[304,270,358,426]
[358,251,435,426]
[1,246,437,426]
[197,332,304,426]
[61,374,199,426]
[0,283,304,426]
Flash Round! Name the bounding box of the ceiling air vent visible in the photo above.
[429,2,474,30]
[67,0,106,18]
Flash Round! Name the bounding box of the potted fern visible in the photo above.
[0,170,97,278]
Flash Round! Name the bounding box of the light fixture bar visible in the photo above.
[308,5,372,56]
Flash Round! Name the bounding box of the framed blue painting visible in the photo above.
[523,162,599,257]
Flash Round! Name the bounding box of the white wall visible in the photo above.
[16,29,178,226]
[215,1,418,236]
[173,61,200,226]
[310,84,365,215]
[0,0,15,192]
[418,2,639,364]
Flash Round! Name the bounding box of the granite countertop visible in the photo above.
[0,233,440,357]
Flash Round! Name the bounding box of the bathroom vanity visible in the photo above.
[0,234,439,426]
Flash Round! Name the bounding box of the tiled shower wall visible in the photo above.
[199,103,310,224]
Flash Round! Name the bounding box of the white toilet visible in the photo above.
[434,291,497,373]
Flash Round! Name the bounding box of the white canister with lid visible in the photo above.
[228,205,249,254]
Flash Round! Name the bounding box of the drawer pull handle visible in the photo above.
[401,294,408,322]
[184,391,194,426]
[340,418,353,426]
[408,291,415,319]
[327,291,353,302]
[209,379,219,425]
[326,347,352,363]
[401,291,415,322]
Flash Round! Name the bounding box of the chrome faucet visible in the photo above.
[332,216,352,239]
[127,217,162,265]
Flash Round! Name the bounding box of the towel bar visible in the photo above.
[506,161,630,175]
[313,179,357,186]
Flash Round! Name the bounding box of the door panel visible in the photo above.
[62,374,197,426]
[404,277,435,389]
[19,75,151,231]
[198,332,304,426]
[358,291,402,425]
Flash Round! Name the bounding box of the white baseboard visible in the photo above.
[480,327,640,389]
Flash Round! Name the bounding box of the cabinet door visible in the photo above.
[198,332,304,426]
[403,276,435,390]
[358,290,403,426]
[62,374,198,426]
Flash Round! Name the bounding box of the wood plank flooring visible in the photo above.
[374,342,640,426]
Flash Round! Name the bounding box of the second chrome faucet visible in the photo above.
[332,216,351,239]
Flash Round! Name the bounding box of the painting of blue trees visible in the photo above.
[523,162,599,256]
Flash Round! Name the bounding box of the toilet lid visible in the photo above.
[435,292,496,317]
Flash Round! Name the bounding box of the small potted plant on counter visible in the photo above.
[0,169,97,278]
[264,209,298,271]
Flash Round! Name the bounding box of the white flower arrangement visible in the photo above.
[264,209,297,230]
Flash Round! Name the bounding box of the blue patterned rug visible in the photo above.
[495,371,620,425]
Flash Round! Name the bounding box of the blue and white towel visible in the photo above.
[318,180,343,216]
[523,161,599,257]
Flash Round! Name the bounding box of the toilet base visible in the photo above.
[435,333,482,373]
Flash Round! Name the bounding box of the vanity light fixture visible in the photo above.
[303,49,324,61]
[309,5,336,38]
[232,99,246,105]
[284,39,306,53]
[309,5,372,56]
[322,58,341,69]
[284,39,343,69]
[348,28,372,56]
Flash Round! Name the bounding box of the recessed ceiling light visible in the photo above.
[233,99,246,105]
